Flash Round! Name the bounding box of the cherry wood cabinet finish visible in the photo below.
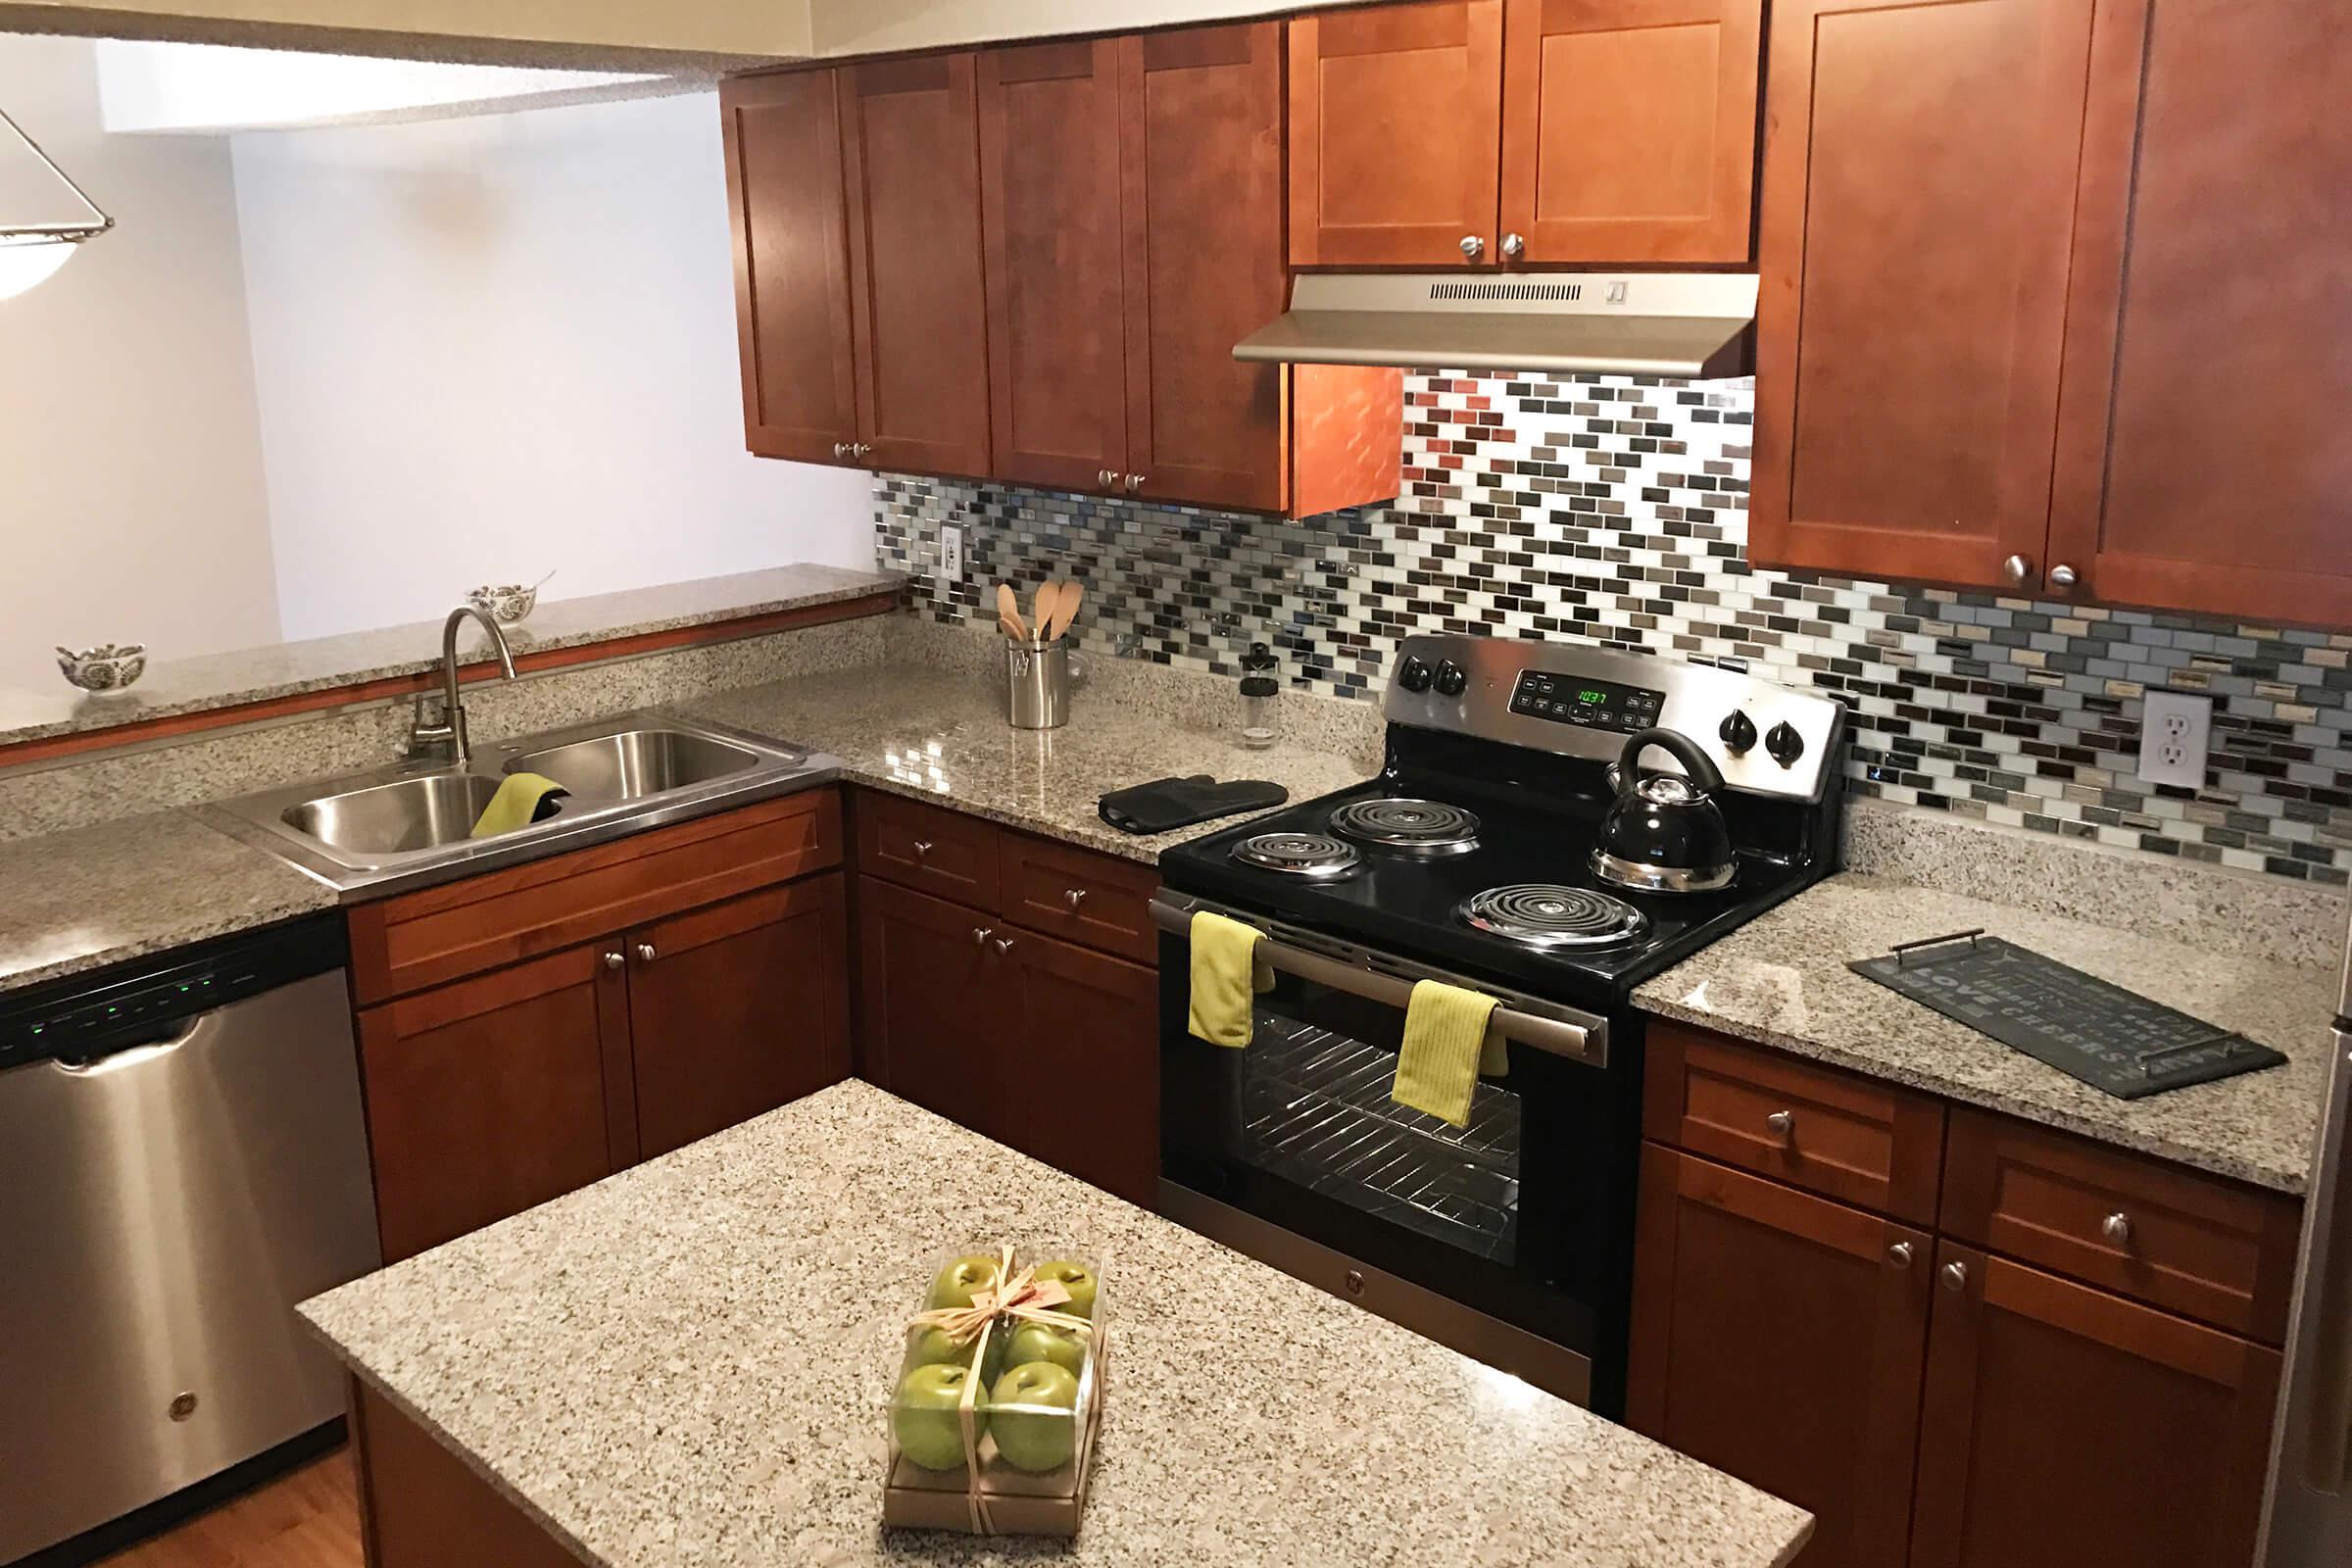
[858,877,1015,1146]
[1940,1108,2302,1344]
[625,874,853,1159]
[347,790,841,1004]
[357,942,632,1263]
[1290,0,1504,267]
[718,70,858,464]
[997,925,1161,1208]
[838,54,993,478]
[1910,1244,2281,1568]
[1000,829,1161,965]
[1497,0,1760,264]
[979,39,1128,495]
[2046,0,2352,625]
[853,789,1002,909]
[1642,1022,1946,1224]
[1628,1145,1931,1568]
[353,1384,580,1568]
[1748,0,2097,592]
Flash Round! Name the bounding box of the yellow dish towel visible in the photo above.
[1187,910,1272,1047]
[470,772,569,839]
[1392,979,1506,1128]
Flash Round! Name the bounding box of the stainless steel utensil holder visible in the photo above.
[1005,637,1075,729]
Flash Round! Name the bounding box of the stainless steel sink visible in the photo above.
[280,771,507,856]
[207,710,834,894]
[506,728,760,802]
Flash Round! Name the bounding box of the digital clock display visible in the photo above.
[1577,689,1607,706]
[1508,672,1665,734]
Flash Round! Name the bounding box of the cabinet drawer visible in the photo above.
[1000,831,1159,962]
[855,789,1001,908]
[1643,1023,1946,1224]
[1940,1109,2302,1344]
[350,791,841,1004]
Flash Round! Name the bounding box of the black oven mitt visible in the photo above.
[1098,775,1290,835]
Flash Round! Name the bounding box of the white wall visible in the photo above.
[230,89,873,641]
[0,33,281,692]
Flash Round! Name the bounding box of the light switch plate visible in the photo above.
[2136,689,2212,790]
[938,524,964,590]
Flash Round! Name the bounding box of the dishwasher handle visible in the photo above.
[50,1013,208,1076]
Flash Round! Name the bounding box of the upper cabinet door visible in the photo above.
[1290,0,1504,267]
[1497,0,1761,264]
[718,72,858,464]
[978,40,1129,495]
[1119,23,1288,513]
[839,55,993,478]
[2048,0,2352,627]
[1748,0,2096,592]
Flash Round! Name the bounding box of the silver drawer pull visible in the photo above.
[1941,1260,1970,1293]
[1887,1241,1914,1268]
[911,840,934,858]
[994,937,1017,955]
[1063,888,1089,910]
[636,943,657,963]
[2102,1211,2133,1248]
[1765,1109,1795,1138]
[972,926,993,947]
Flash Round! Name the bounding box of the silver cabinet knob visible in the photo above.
[852,442,873,459]
[2102,1211,2133,1247]
[971,926,993,947]
[1500,232,1526,260]
[1125,472,1147,492]
[911,840,933,858]
[1063,888,1089,909]
[832,441,851,459]
[1941,1260,1970,1292]
[2049,564,2080,589]
[1459,234,1486,260]
[1344,1269,1366,1297]
[1097,469,1115,487]
[1887,1241,1915,1268]
[604,951,625,971]
[636,943,657,963]
[1765,1109,1794,1137]
[994,936,1017,955]
[2001,553,2034,586]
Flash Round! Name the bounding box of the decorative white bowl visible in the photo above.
[466,583,539,624]
[57,643,147,693]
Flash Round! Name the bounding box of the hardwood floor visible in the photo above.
[94,1450,361,1568]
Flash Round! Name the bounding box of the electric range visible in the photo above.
[1153,634,1846,1415]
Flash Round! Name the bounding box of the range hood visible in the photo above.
[1233,271,1758,379]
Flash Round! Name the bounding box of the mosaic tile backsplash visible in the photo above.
[875,374,2352,886]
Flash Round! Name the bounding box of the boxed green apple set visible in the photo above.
[885,1246,1108,1536]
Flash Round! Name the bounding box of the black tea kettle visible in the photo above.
[1592,729,1737,894]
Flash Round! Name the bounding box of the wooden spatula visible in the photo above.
[1048,580,1084,641]
[997,582,1027,642]
[1032,580,1061,643]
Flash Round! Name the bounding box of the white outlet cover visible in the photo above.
[939,524,964,588]
[2136,688,2212,790]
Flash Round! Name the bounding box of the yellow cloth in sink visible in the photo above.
[1187,910,1273,1047]
[470,772,568,839]
[1392,979,1505,1129]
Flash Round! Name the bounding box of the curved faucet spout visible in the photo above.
[411,605,520,767]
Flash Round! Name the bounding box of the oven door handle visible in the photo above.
[1149,896,1607,1067]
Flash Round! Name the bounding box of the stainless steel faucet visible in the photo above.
[409,606,518,766]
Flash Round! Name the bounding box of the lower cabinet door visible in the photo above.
[996,924,1159,1208]
[1627,1145,1933,1568]
[1909,1243,2282,1568]
[626,872,852,1160]
[358,942,633,1263]
[858,876,1010,1145]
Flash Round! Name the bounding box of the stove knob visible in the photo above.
[1719,710,1758,754]
[1397,656,1435,694]
[1434,660,1468,697]
[1765,720,1806,767]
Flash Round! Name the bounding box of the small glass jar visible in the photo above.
[1239,643,1280,749]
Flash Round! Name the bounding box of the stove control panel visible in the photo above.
[1508,672,1663,735]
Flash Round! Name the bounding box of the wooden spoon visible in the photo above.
[1031,580,1061,643]
[1048,580,1084,641]
[997,582,1027,642]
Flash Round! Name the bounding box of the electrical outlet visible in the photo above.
[938,525,964,589]
[2136,689,2212,790]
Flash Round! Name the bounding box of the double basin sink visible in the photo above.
[212,711,834,893]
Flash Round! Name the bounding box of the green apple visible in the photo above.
[893,1363,987,1471]
[1003,1320,1088,1377]
[989,1361,1081,1473]
[904,1325,1005,1386]
[926,1253,1004,1311]
[1029,1259,1097,1320]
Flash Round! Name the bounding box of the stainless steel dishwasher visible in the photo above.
[0,916,381,1564]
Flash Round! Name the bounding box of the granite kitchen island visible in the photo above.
[300,1081,1811,1567]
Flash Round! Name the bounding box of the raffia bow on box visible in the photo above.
[904,1245,1096,1534]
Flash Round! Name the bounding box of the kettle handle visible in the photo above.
[1618,727,1727,796]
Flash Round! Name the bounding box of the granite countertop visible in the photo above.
[0,564,902,749]
[1634,873,2334,1194]
[681,662,1377,865]
[301,1080,1812,1568]
[0,809,337,996]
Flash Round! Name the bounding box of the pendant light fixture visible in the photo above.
[0,104,112,302]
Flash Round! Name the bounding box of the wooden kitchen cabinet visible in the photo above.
[626,874,852,1160]
[1909,1243,2282,1568]
[978,21,1398,515]
[720,57,991,478]
[1628,1145,1933,1568]
[858,875,1013,1146]
[998,924,1161,1207]
[1290,0,1758,268]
